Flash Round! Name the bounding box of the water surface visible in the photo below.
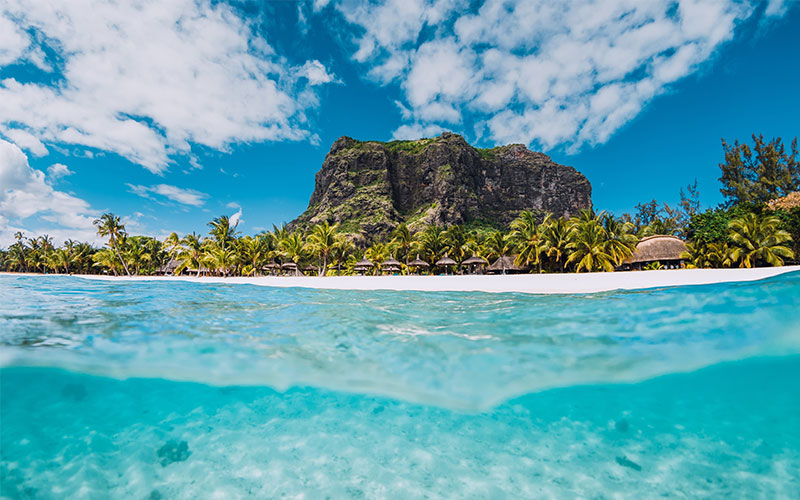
[1,274,799,498]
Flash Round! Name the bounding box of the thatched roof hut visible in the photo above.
[462,255,487,266]
[159,258,180,275]
[462,254,488,275]
[281,262,298,270]
[435,254,457,267]
[354,258,374,274]
[408,255,429,268]
[626,235,687,269]
[354,258,374,268]
[380,257,403,273]
[487,255,525,274]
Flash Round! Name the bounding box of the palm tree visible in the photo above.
[175,233,204,277]
[510,210,541,270]
[306,222,339,276]
[51,247,74,274]
[92,248,120,275]
[365,242,390,275]
[443,225,468,264]
[728,213,794,267]
[208,215,240,252]
[7,233,28,272]
[239,234,270,276]
[36,235,54,273]
[681,240,734,269]
[202,241,237,276]
[330,234,354,275]
[279,232,306,276]
[602,213,639,266]
[566,218,615,272]
[413,225,447,263]
[124,236,147,275]
[484,230,516,273]
[73,242,95,274]
[10,232,28,272]
[94,213,131,276]
[390,223,414,268]
[163,232,182,259]
[539,216,570,272]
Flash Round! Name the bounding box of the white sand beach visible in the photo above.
[58,266,800,294]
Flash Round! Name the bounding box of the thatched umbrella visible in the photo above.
[462,254,488,275]
[407,255,430,275]
[380,257,403,275]
[435,253,457,275]
[281,261,299,276]
[262,262,280,276]
[353,258,374,275]
[487,255,524,275]
[625,235,688,270]
[303,265,317,275]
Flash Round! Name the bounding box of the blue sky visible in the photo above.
[1,0,798,245]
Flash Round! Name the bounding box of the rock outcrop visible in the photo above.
[289,132,592,239]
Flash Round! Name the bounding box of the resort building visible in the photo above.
[487,255,527,274]
[623,235,688,270]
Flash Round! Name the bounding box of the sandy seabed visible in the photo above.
[31,265,799,294]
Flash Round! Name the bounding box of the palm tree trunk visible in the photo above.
[111,237,131,276]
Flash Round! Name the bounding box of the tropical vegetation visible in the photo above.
[1,135,796,275]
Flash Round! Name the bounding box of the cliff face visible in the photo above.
[290,132,592,239]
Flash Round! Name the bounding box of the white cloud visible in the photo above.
[127,183,208,207]
[299,60,336,86]
[47,163,73,179]
[229,207,243,227]
[332,0,788,150]
[392,123,446,140]
[2,129,48,157]
[0,14,28,66]
[0,139,98,246]
[0,0,335,173]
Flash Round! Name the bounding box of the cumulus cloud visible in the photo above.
[392,123,447,140]
[47,163,73,180]
[127,183,208,207]
[298,60,337,86]
[0,139,98,246]
[229,207,243,227]
[0,0,335,172]
[332,0,788,150]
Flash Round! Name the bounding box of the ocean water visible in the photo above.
[1,274,799,499]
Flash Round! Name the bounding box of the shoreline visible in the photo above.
[4,266,797,294]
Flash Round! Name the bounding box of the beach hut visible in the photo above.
[380,257,403,275]
[302,265,317,276]
[185,265,211,277]
[262,262,280,276]
[158,258,180,276]
[462,254,488,275]
[435,253,457,275]
[281,261,300,276]
[487,255,525,275]
[407,255,430,275]
[353,258,374,275]
[623,235,688,270]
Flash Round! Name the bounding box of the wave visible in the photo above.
[2,272,800,411]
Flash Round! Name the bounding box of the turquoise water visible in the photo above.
[1,274,799,498]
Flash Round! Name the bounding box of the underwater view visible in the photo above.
[1,273,799,499]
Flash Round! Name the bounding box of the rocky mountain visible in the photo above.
[289,132,592,239]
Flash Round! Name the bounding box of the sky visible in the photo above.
[1,0,798,246]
